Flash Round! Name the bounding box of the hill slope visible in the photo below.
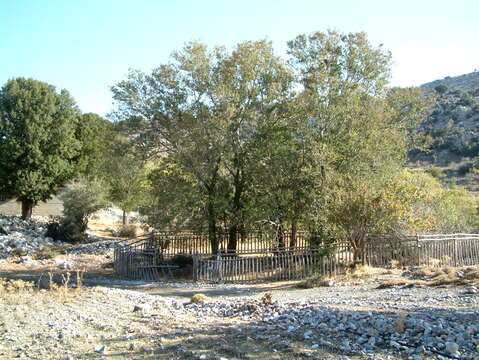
[410,71,479,194]
[421,70,479,92]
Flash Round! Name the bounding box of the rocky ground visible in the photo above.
[0,214,478,360]
[1,263,478,360]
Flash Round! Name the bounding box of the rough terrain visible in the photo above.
[0,214,478,360]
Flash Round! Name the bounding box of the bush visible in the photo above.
[428,166,443,179]
[58,179,108,243]
[171,254,193,267]
[434,84,448,95]
[457,162,473,176]
[117,224,138,238]
[44,218,62,241]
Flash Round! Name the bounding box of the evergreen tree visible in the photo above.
[0,78,81,220]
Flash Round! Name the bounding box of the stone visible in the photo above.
[341,340,351,352]
[303,330,313,339]
[445,341,459,356]
[95,345,108,355]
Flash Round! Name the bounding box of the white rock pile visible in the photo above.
[0,214,125,260]
[184,297,479,359]
[0,214,54,259]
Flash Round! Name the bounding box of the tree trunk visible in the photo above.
[290,220,297,249]
[226,167,243,255]
[227,225,238,255]
[122,210,129,225]
[207,200,219,255]
[276,223,285,249]
[21,200,33,221]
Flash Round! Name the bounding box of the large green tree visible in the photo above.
[0,78,81,220]
[112,41,293,253]
[112,30,442,254]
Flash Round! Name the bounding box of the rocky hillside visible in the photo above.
[421,70,479,92]
[410,71,479,193]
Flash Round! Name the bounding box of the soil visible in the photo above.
[1,254,478,360]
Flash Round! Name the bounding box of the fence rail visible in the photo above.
[114,232,479,283]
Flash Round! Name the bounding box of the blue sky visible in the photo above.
[1,0,477,116]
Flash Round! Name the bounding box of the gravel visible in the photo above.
[1,272,479,359]
[0,215,54,259]
[0,214,125,261]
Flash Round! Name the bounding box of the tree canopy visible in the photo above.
[0,78,81,219]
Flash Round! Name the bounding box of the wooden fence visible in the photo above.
[114,232,479,283]
[143,230,309,256]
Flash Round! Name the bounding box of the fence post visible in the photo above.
[453,237,457,267]
[416,234,420,266]
[192,254,198,282]
[216,250,222,282]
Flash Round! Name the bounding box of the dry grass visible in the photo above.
[0,278,35,293]
[377,265,479,289]
[190,293,211,303]
[1,268,87,306]
[117,224,139,238]
[349,264,391,278]
[296,276,333,289]
[413,265,479,286]
[376,279,425,289]
[31,244,70,260]
[297,265,396,289]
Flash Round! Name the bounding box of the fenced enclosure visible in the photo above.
[113,232,479,283]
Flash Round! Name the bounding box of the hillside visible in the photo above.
[410,70,479,194]
[421,70,479,92]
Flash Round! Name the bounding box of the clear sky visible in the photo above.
[1,0,477,116]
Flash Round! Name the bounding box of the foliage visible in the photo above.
[0,78,81,219]
[111,30,479,251]
[144,157,208,231]
[103,135,148,224]
[75,113,116,179]
[58,178,108,243]
[112,40,293,252]
[434,84,448,95]
[117,224,139,238]
[329,169,479,240]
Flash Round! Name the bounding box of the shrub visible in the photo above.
[428,166,443,178]
[58,178,108,243]
[171,254,193,267]
[457,162,473,175]
[117,224,138,238]
[434,84,448,95]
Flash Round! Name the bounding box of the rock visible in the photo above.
[133,304,150,313]
[95,345,108,355]
[58,261,74,270]
[303,330,313,339]
[341,339,351,352]
[445,341,459,356]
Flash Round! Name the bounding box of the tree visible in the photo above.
[0,78,81,220]
[105,136,148,225]
[75,113,116,179]
[112,41,293,253]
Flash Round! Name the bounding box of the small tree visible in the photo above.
[105,137,148,225]
[0,78,81,220]
[59,178,108,243]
